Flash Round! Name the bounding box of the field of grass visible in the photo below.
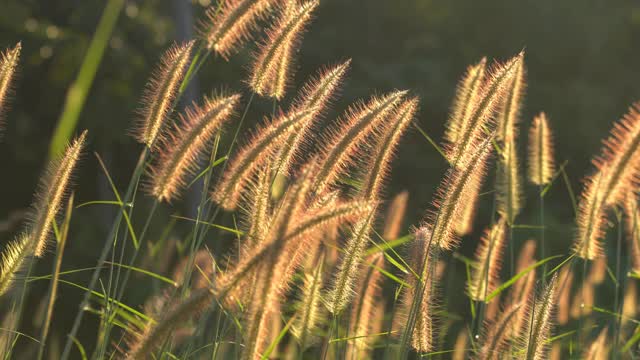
[1,1,639,359]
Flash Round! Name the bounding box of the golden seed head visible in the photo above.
[314,90,407,194]
[249,0,319,99]
[30,130,87,257]
[444,57,486,145]
[134,41,195,147]
[147,94,240,202]
[0,42,21,133]
[467,217,507,301]
[200,0,278,58]
[528,112,556,185]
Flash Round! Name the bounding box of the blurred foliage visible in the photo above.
[0,0,639,355]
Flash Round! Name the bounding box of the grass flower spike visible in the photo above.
[444,57,486,145]
[201,0,278,58]
[275,61,351,176]
[249,0,319,99]
[521,274,558,360]
[0,234,30,296]
[0,42,20,134]
[467,217,507,301]
[30,131,87,257]
[528,112,556,185]
[146,94,240,202]
[134,41,195,147]
[574,103,640,259]
[314,90,407,194]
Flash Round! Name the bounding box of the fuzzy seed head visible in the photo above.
[528,112,556,185]
[444,57,486,145]
[521,274,559,360]
[249,0,319,99]
[200,0,277,58]
[427,136,493,250]
[361,98,419,200]
[275,60,351,176]
[593,103,640,206]
[314,90,407,194]
[583,328,609,360]
[346,253,386,359]
[0,42,21,134]
[134,41,194,147]
[468,217,507,301]
[0,234,30,297]
[446,52,523,168]
[213,108,314,210]
[147,94,240,202]
[30,131,87,257]
[573,172,609,259]
[497,136,523,223]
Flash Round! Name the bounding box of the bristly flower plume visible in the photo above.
[249,0,319,99]
[444,57,486,145]
[426,136,493,250]
[446,52,523,168]
[146,94,240,202]
[361,98,419,200]
[0,234,30,297]
[313,90,407,194]
[213,108,314,210]
[528,112,556,185]
[624,196,640,273]
[274,60,351,176]
[467,217,507,301]
[0,42,20,135]
[574,103,640,259]
[134,41,195,147]
[29,131,87,257]
[520,274,558,360]
[200,0,278,58]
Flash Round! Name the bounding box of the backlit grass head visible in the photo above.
[528,112,556,185]
[249,0,319,99]
[146,94,240,202]
[29,130,87,257]
[200,0,278,58]
[0,42,20,135]
[133,41,195,148]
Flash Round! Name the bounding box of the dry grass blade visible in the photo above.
[249,0,319,99]
[133,41,195,147]
[146,94,240,202]
[200,0,278,58]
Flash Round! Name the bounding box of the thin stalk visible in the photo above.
[614,214,626,356]
[540,186,546,284]
[37,196,73,360]
[61,147,149,360]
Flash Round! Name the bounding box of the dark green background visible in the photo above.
[0,0,639,357]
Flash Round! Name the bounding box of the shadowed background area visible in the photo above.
[0,0,639,357]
